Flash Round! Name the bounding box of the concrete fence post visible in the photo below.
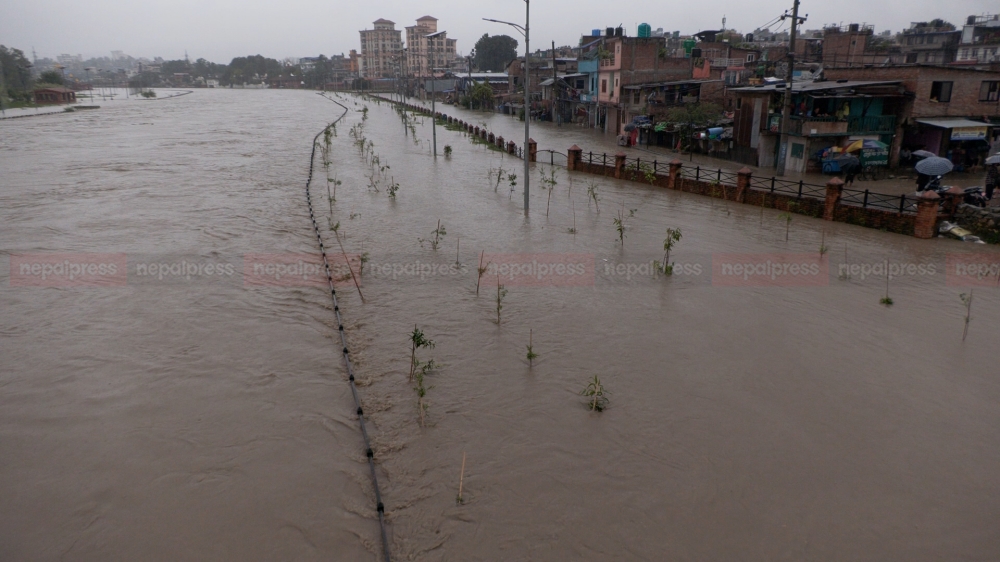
[823,177,844,221]
[668,160,683,190]
[614,153,627,179]
[736,167,752,203]
[567,145,582,171]
[914,191,941,239]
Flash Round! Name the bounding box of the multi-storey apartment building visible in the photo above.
[359,19,403,78]
[405,16,457,77]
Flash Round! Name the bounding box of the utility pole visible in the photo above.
[776,0,806,176]
[551,41,557,123]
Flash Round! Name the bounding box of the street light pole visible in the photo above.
[424,35,437,160]
[484,0,531,215]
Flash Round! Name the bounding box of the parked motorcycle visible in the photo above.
[923,177,989,208]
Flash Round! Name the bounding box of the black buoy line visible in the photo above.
[307,94,391,562]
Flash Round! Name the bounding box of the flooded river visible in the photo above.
[2,89,999,560]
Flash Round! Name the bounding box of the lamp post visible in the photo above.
[484,0,531,215]
[466,48,476,108]
[424,35,437,159]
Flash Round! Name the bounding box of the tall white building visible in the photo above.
[359,19,403,78]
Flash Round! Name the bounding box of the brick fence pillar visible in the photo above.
[488,132,495,144]
[474,126,480,136]
[914,191,940,239]
[668,160,683,190]
[944,186,965,217]
[567,144,582,171]
[823,177,844,221]
[736,167,752,203]
[528,138,538,162]
[497,136,505,149]
[614,153,627,179]
[507,140,517,154]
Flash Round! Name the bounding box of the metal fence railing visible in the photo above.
[571,147,915,216]
[536,150,567,168]
[841,188,914,214]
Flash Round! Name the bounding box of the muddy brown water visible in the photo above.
[2,90,999,561]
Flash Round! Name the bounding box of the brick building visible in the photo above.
[33,87,77,105]
[824,65,1000,165]
[731,80,906,171]
[596,36,698,133]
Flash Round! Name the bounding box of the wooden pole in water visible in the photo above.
[457,452,466,504]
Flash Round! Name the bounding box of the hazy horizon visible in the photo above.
[2,0,992,63]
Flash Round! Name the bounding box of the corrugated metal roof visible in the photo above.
[730,80,901,93]
[623,79,721,90]
[916,118,992,129]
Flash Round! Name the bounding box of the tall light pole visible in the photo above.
[484,0,530,215]
[424,35,437,159]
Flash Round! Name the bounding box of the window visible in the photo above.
[747,53,756,62]
[736,97,742,109]
[633,90,640,104]
[981,81,1000,102]
[601,79,607,93]
[930,81,952,103]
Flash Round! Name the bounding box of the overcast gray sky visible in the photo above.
[1,0,992,62]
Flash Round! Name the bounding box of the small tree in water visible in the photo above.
[581,376,609,412]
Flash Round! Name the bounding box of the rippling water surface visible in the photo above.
[2,90,999,561]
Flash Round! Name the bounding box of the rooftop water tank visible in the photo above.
[615,26,624,37]
[606,27,615,37]
[592,29,601,36]
[638,23,651,38]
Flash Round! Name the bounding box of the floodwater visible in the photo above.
[2,89,999,561]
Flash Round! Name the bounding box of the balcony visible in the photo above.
[710,58,748,68]
[791,115,896,136]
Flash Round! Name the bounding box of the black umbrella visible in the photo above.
[915,156,954,176]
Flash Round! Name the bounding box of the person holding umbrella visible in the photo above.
[914,156,955,192]
[984,155,1000,200]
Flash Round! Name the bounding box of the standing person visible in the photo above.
[916,172,931,192]
[843,160,860,186]
[986,164,999,200]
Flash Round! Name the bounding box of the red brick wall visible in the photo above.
[619,39,690,85]
[824,66,1000,118]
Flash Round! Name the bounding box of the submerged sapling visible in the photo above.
[581,375,609,412]
[960,291,973,341]
[409,325,436,382]
[526,329,538,367]
[495,276,507,324]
